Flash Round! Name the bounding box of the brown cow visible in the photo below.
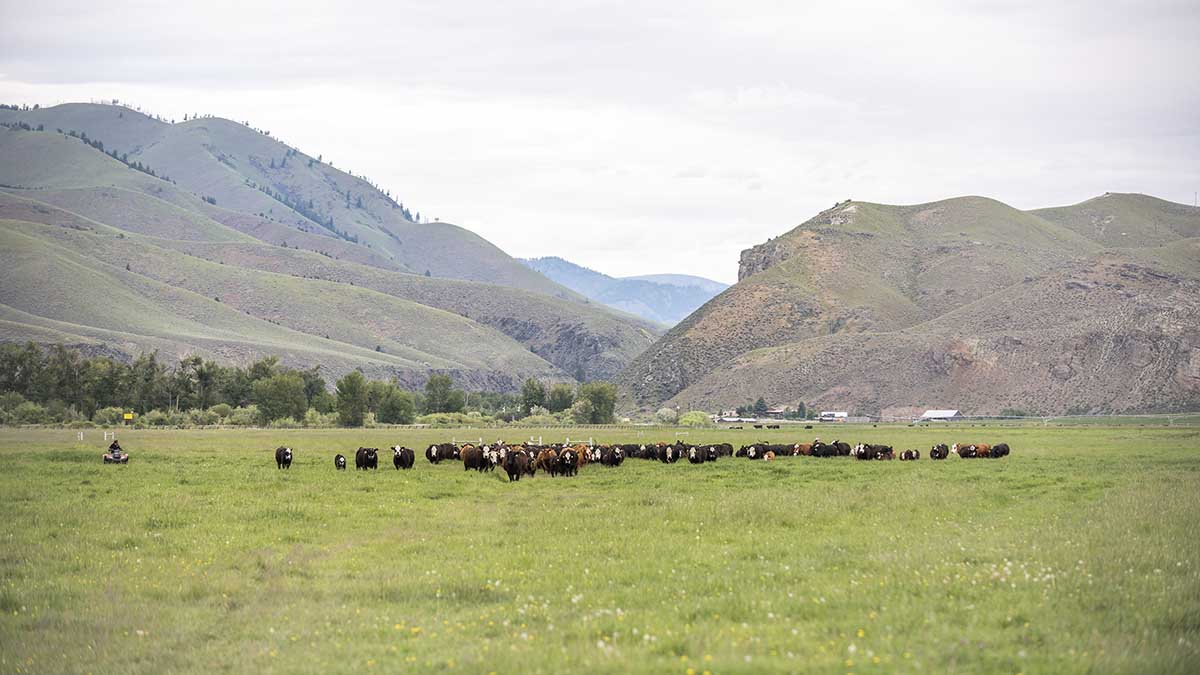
[764,451,776,461]
[572,444,591,468]
[461,445,486,471]
[535,448,560,476]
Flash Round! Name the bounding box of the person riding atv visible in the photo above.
[103,440,129,464]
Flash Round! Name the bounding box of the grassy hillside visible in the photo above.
[0,221,570,389]
[1032,192,1200,247]
[622,194,1200,413]
[0,103,577,296]
[0,124,659,384]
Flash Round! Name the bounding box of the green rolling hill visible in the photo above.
[0,111,659,387]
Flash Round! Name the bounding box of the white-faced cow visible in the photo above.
[392,446,415,469]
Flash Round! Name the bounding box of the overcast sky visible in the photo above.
[2,0,1197,283]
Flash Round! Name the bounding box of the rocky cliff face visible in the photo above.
[736,201,855,281]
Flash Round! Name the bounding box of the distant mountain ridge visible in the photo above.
[0,104,660,387]
[619,193,1200,415]
[625,274,729,295]
[519,256,728,325]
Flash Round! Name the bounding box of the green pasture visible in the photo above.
[1,424,1198,673]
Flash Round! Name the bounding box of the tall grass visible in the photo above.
[0,425,1197,673]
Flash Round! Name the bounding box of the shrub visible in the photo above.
[228,406,259,426]
[568,398,595,425]
[13,401,48,424]
[0,391,27,411]
[678,411,714,428]
[189,409,219,426]
[515,413,560,427]
[144,409,170,426]
[44,400,82,424]
[209,403,233,419]
[93,406,125,426]
[303,408,338,428]
[655,407,678,425]
[416,412,496,428]
[269,416,300,429]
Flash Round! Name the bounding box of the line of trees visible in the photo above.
[0,343,618,428]
[518,377,617,424]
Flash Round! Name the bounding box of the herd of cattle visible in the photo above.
[272,439,1010,480]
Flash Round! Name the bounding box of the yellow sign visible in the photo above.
[123,412,135,420]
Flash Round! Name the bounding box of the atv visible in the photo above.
[103,450,129,464]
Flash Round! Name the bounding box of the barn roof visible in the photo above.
[921,409,961,418]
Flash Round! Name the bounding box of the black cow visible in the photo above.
[831,440,852,456]
[392,446,415,469]
[334,453,347,470]
[355,447,379,470]
[687,445,706,464]
[426,443,456,464]
[899,449,920,461]
[811,442,837,458]
[503,449,531,482]
[600,446,624,466]
[930,444,950,460]
[852,444,894,460]
[991,443,1011,458]
[275,446,292,469]
[559,449,579,477]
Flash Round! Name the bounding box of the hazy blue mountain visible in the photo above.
[624,274,729,295]
[520,257,728,326]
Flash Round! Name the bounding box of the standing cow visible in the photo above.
[930,444,950,460]
[334,453,347,470]
[392,446,415,469]
[275,446,293,469]
[355,447,379,470]
[462,445,486,472]
[535,448,559,476]
[503,449,531,482]
[559,449,579,477]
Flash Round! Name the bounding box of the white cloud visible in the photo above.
[1,0,1198,283]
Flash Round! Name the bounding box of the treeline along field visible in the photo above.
[1,425,1198,673]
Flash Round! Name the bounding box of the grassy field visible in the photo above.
[1,424,1198,673]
